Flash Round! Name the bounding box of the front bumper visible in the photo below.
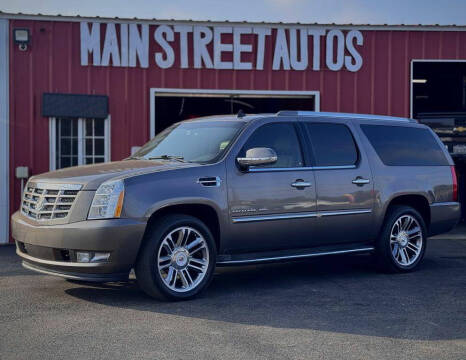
[11,211,146,281]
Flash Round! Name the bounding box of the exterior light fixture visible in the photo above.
[13,28,30,51]
[412,79,427,84]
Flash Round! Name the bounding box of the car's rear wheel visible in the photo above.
[135,214,216,301]
[375,205,427,273]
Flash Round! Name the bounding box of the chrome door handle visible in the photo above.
[291,181,312,188]
[352,177,370,185]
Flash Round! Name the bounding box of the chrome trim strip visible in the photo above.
[249,165,356,172]
[312,165,357,170]
[16,248,104,268]
[232,209,372,223]
[430,201,460,207]
[319,209,372,217]
[232,212,318,223]
[28,182,83,191]
[216,247,375,265]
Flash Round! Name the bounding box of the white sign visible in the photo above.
[80,22,364,72]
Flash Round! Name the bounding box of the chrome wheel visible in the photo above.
[390,215,423,266]
[157,226,209,293]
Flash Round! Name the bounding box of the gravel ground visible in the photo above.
[0,238,465,360]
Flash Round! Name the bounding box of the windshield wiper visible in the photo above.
[148,155,186,162]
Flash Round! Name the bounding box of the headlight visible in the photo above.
[88,179,125,219]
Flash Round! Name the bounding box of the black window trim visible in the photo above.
[301,120,361,169]
[237,120,308,172]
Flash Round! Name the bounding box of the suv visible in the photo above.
[12,111,460,300]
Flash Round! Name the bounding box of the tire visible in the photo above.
[374,205,427,273]
[135,214,216,301]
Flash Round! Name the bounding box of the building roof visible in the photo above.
[1,11,466,31]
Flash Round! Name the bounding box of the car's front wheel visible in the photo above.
[135,214,216,301]
[375,205,427,273]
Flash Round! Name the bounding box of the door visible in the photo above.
[226,121,317,253]
[303,120,375,245]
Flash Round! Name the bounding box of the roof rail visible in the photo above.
[276,110,414,122]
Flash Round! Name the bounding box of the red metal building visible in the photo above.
[1,13,466,243]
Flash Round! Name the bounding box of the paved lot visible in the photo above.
[0,238,465,360]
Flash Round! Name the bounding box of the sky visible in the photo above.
[1,0,465,25]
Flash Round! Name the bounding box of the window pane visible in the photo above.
[85,139,93,156]
[361,125,449,166]
[72,138,78,156]
[60,118,72,136]
[94,139,105,155]
[94,119,105,136]
[306,123,358,166]
[72,118,78,136]
[56,118,80,169]
[241,123,303,168]
[94,157,105,163]
[60,156,70,168]
[60,139,71,155]
[85,118,93,137]
[85,156,94,164]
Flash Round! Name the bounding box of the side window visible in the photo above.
[361,124,449,166]
[306,123,358,166]
[241,123,304,168]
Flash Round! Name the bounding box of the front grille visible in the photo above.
[21,182,82,221]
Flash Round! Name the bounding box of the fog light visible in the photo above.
[77,251,91,263]
[91,252,110,263]
[76,251,110,263]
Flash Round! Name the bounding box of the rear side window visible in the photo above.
[241,123,304,168]
[361,124,449,166]
[305,123,358,166]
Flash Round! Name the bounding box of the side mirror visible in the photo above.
[237,147,277,169]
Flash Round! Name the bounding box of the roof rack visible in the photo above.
[276,111,414,122]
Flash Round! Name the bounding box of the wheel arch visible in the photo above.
[383,194,431,229]
[141,199,223,254]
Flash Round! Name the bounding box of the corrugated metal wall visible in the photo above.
[8,19,466,241]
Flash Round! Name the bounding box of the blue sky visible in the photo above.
[1,0,465,25]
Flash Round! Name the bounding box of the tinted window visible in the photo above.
[241,123,303,168]
[306,123,358,166]
[361,124,449,166]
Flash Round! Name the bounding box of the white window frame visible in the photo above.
[49,116,111,171]
[149,88,320,139]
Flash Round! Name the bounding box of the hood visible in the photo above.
[30,160,198,190]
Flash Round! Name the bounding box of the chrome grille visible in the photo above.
[21,182,82,221]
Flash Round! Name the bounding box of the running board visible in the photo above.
[216,245,375,266]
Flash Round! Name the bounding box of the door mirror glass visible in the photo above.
[237,147,277,168]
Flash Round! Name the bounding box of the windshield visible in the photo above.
[132,121,244,163]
